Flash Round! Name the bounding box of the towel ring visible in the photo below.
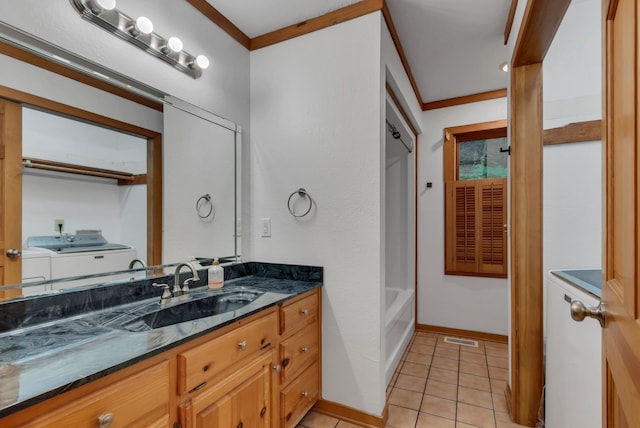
[196,194,214,219]
[287,188,313,218]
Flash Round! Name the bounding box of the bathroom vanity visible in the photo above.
[0,262,322,428]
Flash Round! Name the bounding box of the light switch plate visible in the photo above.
[261,218,271,237]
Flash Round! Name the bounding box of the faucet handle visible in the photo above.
[182,278,196,294]
[152,283,172,300]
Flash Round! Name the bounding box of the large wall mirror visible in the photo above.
[0,24,242,300]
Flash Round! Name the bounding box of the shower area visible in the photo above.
[384,99,416,385]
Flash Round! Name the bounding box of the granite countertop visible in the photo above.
[0,262,322,418]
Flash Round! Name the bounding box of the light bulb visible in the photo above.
[195,55,209,69]
[167,37,183,53]
[87,0,116,13]
[135,16,154,35]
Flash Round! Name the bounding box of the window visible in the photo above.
[443,120,508,278]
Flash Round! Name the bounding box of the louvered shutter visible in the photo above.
[445,178,507,277]
[479,178,507,276]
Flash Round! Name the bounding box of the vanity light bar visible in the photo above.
[70,0,209,79]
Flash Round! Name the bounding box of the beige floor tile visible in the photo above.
[490,378,507,394]
[459,343,485,355]
[428,367,458,384]
[484,341,508,350]
[485,346,508,358]
[411,344,436,355]
[459,360,489,378]
[459,350,486,364]
[335,422,361,428]
[495,411,530,428]
[425,379,458,401]
[493,392,509,413]
[395,373,428,393]
[386,404,418,428]
[401,362,430,378]
[299,411,339,428]
[458,372,491,392]
[389,387,423,410]
[405,352,432,366]
[431,356,460,371]
[455,422,479,428]
[489,366,509,381]
[456,402,496,428]
[413,336,437,346]
[487,354,509,369]
[434,347,460,360]
[457,386,493,409]
[420,394,456,420]
[415,412,456,428]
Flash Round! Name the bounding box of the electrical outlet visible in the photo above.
[54,219,64,232]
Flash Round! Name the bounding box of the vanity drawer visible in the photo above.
[280,362,319,428]
[178,312,277,394]
[16,361,170,428]
[279,321,319,385]
[280,291,318,336]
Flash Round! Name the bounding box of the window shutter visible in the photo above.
[445,178,507,278]
[478,178,507,276]
[446,181,477,274]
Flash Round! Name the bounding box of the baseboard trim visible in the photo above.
[313,399,388,428]
[416,324,508,344]
[504,382,513,419]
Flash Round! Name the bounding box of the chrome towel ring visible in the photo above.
[287,188,313,218]
[196,194,214,219]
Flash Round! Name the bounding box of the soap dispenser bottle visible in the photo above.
[208,259,224,289]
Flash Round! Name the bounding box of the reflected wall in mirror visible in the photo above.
[0,27,242,300]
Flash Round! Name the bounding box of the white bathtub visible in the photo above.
[385,287,415,385]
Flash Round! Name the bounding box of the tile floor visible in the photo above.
[297,331,530,428]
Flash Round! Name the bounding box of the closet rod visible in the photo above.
[22,157,134,182]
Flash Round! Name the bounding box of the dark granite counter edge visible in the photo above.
[1,283,322,418]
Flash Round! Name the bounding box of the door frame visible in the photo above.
[508,0,572,425]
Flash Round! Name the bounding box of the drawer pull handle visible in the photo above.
[273,364,282,373]
[190,382,208,393]
[238,340,248,351]
[260,406,267,417]
[236,422,243,428]
[301,347,309,353]
[301,391,309,398]
[282,358,290,367]
[97,413,114,428]
[300,308,309,316]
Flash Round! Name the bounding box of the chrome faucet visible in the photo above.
[173,262,200,297]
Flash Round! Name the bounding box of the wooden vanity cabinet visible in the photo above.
[3,360,171,428]
[277,290,321,428]
[0,289,322,428]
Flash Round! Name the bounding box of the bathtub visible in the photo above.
[385,287,415,385]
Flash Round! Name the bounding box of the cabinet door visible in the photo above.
[181,353,273,428]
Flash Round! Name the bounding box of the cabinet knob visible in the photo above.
[301,391,309,398]
[273,364,282,373]
[97,413,114,428]
[301,347,309,353]
[238,340,248,351]
[300,308,309,316]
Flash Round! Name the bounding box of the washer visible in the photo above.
[26,233,137,289]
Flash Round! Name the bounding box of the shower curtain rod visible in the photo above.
[385,119,413,153]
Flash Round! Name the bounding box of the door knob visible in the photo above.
[570,300,605,327]
[6,249,21,259]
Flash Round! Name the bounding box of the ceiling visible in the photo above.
[204,0,511,105]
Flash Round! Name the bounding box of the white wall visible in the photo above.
[250,12,386,415]
[418,98,509,335]
[542,0,602,275]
